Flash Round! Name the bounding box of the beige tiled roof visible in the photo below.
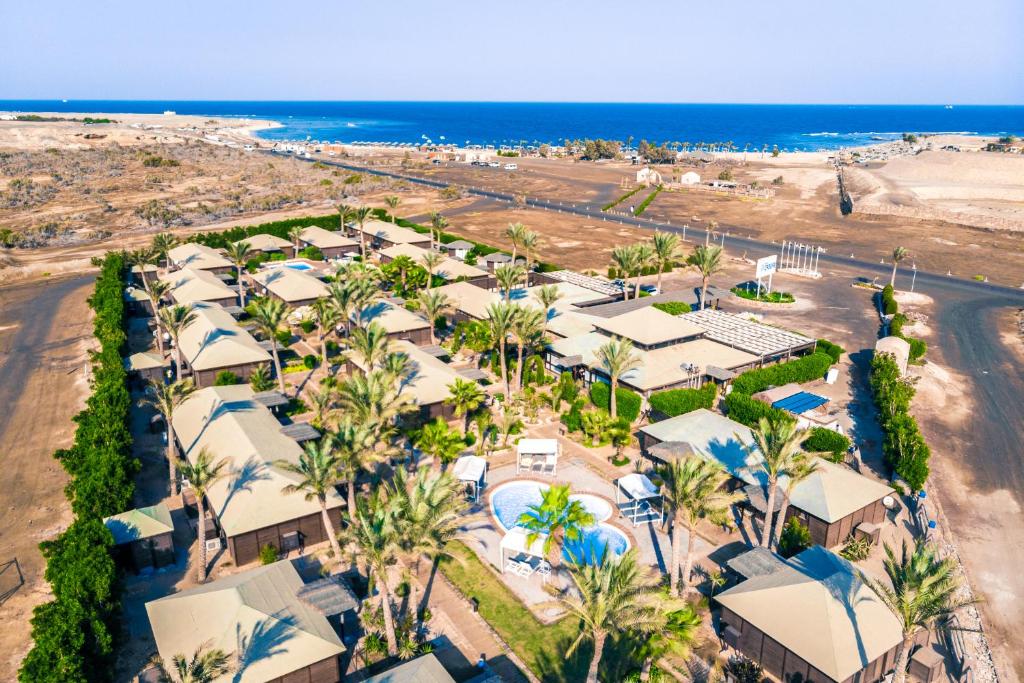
[146,560,344,683]
[103,502,174,544]
[167,243,232,270]
[592,306,704,346]
[299,225,358,249]
[172,384,344,537]
[124,351,167,371]
[177,302,271,372]
[161,266,237,305]
[251,268,329,304]
[434,281,501,320]
[357,300,430,334]
[716,546,902,682]
[356,219,431,245]
[379,243,488,280]
[237,233,292,252]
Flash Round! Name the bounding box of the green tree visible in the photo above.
[354,205,374,260]
[414,288,452,345]
[651,231,682,293]
[420,250,445,291]
[689,244,724,310]
[248,364,274,392]
[223,240,252,307]
[274,436,343,559]
[773,455,820,549]
[349,321,393,370]
[384,195,401,221]
[611,245,639,300]
[595,337,641,421]
[387,254,417,294]
[505,222,526,263]
[142,379,196,496]
[445,377,485,433]
[494,263,526,301]
[287,225,304,252]
[520,228,539,286]
[749,416,809,547]
[178,448,228,583]
[250,297,291,393]
[158,304,197,380]
[333,416,382,518]
[533,284,563,338]
[157,643,231,683]
[658,455,741,595]
[430,212,449,250]
[510,306,544,392]
[309,297,340,368]
[632,242,655,298]
[151,231,178,265]
[518,483,595,567]
[415,417,465,468]
[143,279,171,356]
[890,246,909,288]
[635,605,702,682]
[486,302,518,397]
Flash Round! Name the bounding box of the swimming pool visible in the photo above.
[264,260,315,272]
[283,262,314,271]
[489,480,629,565]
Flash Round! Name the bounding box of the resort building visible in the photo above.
[298,225,360,259]
[435,280,606,332]
[236,233,294,259]
[356,299,432,346]
[173,384,345,565]
[166,242,234,274]
[717,546,907,683]
[678,309,817,363]
[123,351,168,387]
[481,251,518,273]
[378,243,490,285]
[159,266,238,307]
[363,654,456,683]
[250,266,330,307]
[103,502,175,572]
[640,410,892,547]
[146,560,346,683]
[752,384,843,433]
[176,302,272,387]
[348,219,432,251]
[441,239,475,261]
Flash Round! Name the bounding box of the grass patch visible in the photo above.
[439,541,591,681]
[601,185,646,212]
[633,185,663,216]
[731,287,795,304]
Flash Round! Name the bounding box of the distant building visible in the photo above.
[678,171,701,185]
[636,167,663,186]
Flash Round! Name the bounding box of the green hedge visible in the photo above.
[802,427,851,463]
[815,339,845,364]
[881,289,927,362]
[651,301,692,316]
[881,285,898,315]
[731,352,833,396]
[589,382,641,422]
[633,185,663,216]
[870,353,930,490]
[649,383,718,418]
[21,252,135,682]
[723,392,794,428]
[191,213,341,249]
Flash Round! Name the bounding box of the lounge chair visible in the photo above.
[518,456,533,473]
[505,558,523,574]
[537,561,552,578]
[516,560,536,578]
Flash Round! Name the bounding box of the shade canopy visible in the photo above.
[618,473,660,500]
[517,438,559,456]
[500,526,547,559]
[452,455,486,483]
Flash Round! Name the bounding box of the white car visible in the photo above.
[487,161,500,168]
[504,163,518,170]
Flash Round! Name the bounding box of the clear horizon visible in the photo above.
[3,99,1023,107]
[1,0,1022,105]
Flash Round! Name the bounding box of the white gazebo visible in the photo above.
[615,473,662,526]
[516,438,560,476]
[452,455,487,502]
[499,526,551,580]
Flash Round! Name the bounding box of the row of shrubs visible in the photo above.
[870,352,930,491]
[648,383,718,418]
[21,253,137,681]
[730,351,835,396]
[881,285,927,362]
[588,382,642,422]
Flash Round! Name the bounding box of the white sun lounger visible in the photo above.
[505,558,524,574]
[516,561,536,578]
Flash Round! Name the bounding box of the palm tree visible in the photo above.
[594,337,641,421]
[520,228,539,286]
[559,549,668,683]
[611,245,639,300]
[288,226,304,253]
[337,202,354,237]
[339,368,414,428]
[178,448,228,583]
[445,377,485,433]
[128,248,155,289]
[248,364,274,392]
[494,264,525,301]
[306,384,336,426]
[636,605,702,682]
[143,279,171,356]
[143,379,196,496]
[420,251,445,291]
[159,304,197,380]
[485,302,518,397]
[157,642,231,683]
[658,455,741,595]
[349,321,393,370]
[651,231,682,293]
[429,212,449,250]
[869,540,974,683]
[384,195,401,221]
[327,279,357,337]
[505,222,526,263]
[354,206,374,260]
[414,289,451,345]
[223,241,252,308]
[689,244,724,310]
[249,297,291,393]
[633,242,655,298]
[274,436,343,559]
[151,231,178,267]
[518,483,595,568]
[309,298,340,368]
[496,408,523,448]
[340,494,401,656]
[890,246,909,288]
[749,416,808,547]
[773,455,820,549]
[533,284,563,338]
[387,254,417,295]
[333,416,382,517]
[415,417,464,468]
[510,306,544,392]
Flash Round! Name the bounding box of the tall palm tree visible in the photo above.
[749,416,808,547]
[157,642,231,683]
[533,284,563,339]
[309,298,340,368]
[223,241,252,308]
[520,228,539,286]
[327,279,357,337]
[336,202,354,238]
[349,321,393,370]
[510,306,544,392]
[178,448,228,583]
[143,279,171,356]
[159,304,197,380]
[151,231,178,267]
[420,251,445,291]
[494,264,525,301]
[445,377,485,433]
[518,483,595,568]
[384,195,401,221]
[249,297,291,393]
[868,540,974,683]
[430,212,449,250]
[354,206,374,260]
[274,436,343,559]
[636,605,702,682]
[611,245,639,300]
[414,289,451,345]
[415,417,464,469]
[288,226,304,253]
[560,549,668,683]
[142,379,196,496]
[773,455,820,549]
[890,246,909,288]
[505,222,526,263]
[485,302,518,397]
[632,242,655,299]
[651,231,682,293]
[339,368,414,428]
[333,416,382,517]
[658,455,741,595]
[595,337,641,421]
[387,254,417,295]
[128,248,156,289]
[340,494,401,656]
[689,244,724,310]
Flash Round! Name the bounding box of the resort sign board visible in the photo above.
[755,255,778,279]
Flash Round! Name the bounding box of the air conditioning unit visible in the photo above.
[205,538,222,553]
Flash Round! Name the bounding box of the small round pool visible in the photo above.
[489,480,629,565]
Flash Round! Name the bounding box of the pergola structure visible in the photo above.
[615,473,662,526]
[499,526,549,578]
[452,455,487,502]
[516,438,560,476]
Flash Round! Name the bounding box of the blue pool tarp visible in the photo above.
[772,391,828,415]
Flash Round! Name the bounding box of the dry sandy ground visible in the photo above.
[0,275,94,679]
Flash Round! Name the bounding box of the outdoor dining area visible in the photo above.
[515,438,560,476]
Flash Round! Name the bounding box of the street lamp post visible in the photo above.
[911,263,918,292]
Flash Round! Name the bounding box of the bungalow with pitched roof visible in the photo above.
[378,243,490,286]
[350,219,432,251]
[177,302,272,387]
[236,233,294,259]
[167,243,234,274]
[160,266,238,307]
[250,267,330,307]
[356,300,432,346]
[298,226,359,259]
[103,502,175,572]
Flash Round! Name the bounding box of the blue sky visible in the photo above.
[2,0,1021,104]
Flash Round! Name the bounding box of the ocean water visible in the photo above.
[1,100,1022,150]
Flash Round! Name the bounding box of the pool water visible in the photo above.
[284,262,313,271]
[489,481,629,565]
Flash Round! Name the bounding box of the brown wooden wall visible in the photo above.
[387,326,431,346]
[227,506,344,566]
[264,655,340,683]
[785,498,887,548]
[192,360,270,388]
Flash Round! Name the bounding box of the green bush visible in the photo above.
[908,337,927,361]
[649,383,717,418]
[561,401,584,433]
[731,287,795,304]
[723,392,794,428]
[651,301,692,316]
[214,371,241,386]
[731,352,833,396]
[299,319,315,334]
[778,518,812,558]
[275,328,292,347]
[870,352,930,491]
[589,382,641,422]
[803,427,851,462]
[298,245,324,260]
[633,185,662,216]
[303,354,318,369]
[602,185,646,212]
[259,544,280,565]
[881,285,898,315]
[816,339,845,364]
